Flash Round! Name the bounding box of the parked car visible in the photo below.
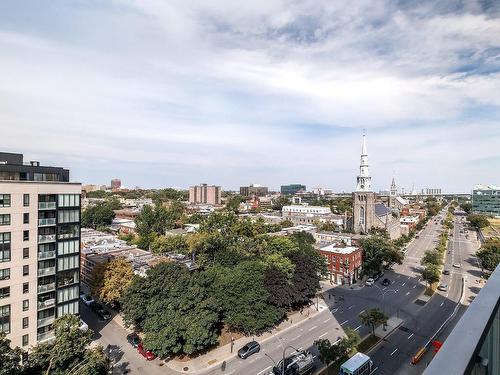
[438,284,448,292]
[365,278,375,286]
[80,294,95,306]
[137,343,156,361]
[382,278,390,286]
[96,308,112,321]
[127,333,141,348]
[89,301,103,312]
[443,269,450,275]
[237,341,260,359]
[453,263,461,268]
[79,319,89,331]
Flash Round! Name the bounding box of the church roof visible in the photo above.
[396,196,409,205]
[375,203,391,217]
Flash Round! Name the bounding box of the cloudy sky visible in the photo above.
[1,1,499,192]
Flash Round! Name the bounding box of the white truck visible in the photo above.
[269,350,315,375]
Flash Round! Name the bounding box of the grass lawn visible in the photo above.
[357,334,381,353]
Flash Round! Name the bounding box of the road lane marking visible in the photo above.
[382,287,387,291]
[354,325,362,331]
[323,318,331,323]
[405,292,410,296]
[390,348,398,356]
[334,338,341,344]
[258,366,271,375]
[407,276,411,280]
[319,332,328,338]
[291,335,301,341]
[413,284,416,289]
[372,366,379,373]
[408,333,414,339]
[440,302,444,306]
[359,309,365,314]
[340,320,349,326]
[332,308,338,313]
[308,326,317,332]
[402,282,406,286]
[347,305,354,310]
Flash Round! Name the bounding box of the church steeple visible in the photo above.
[356,131,372,192]
[390,176,397,196]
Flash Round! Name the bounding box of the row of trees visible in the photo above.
[421,222,450,287]
[0,315,108,375]
[477,238,500,272]
[81,198,122,229]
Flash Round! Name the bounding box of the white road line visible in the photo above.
[249,357,258,364]
[359,309,365,315]
[413,284,417,289]
[408,333,414,339]
[347,305,354,310]
[258,366,271,375]
[323,318,331,323]
[390,348,398,356]
[402,282,406,286]
[440,302,444,307]
[407,276,411,280]
[354,325,362,331]
[340,320,349,326]
[308,325,317,332]
[290,335,301,341]
[372,366,379,373]
[319,332,328,338]
[405,292,410,296]
[382,287,387,291]
[332,308,338,313]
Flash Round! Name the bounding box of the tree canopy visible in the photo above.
[467,214,490,229]
[315,328,360,365]
[360,235,403,276]
[477,238,500,272]
[90,257,134,304]
[359,308,388,335]
[81,198,122,229]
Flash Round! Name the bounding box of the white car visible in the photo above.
[365,278,375,286]
[80,294,95,306]
[452,263,461,269]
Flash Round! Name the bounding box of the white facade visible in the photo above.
[282,205,331,215]
[356,133,372,192]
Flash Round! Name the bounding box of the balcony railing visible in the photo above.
[38,298,55,309]
[37,315,55,327]
[37,331,55,343]
[38,250,55,260]
[38,218,56,227]
[37,267,55,277]
[38,202,56,210]
[37,282,56,294]
[57,233,79,240]
[38,234,56,244]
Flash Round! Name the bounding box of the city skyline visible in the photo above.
[1,1,499,191]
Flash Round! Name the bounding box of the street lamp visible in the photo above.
[280,345,300,375]
[372,284,397,315]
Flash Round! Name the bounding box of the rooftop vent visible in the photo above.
[30,161,40,166]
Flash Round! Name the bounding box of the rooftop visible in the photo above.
[320,243,359,254]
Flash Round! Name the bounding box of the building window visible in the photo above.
[0,287,10,299]
[23,230,29,241]
[22,317,29,329]
[23,247,29,259]
[0,305,10,333]
[23,265,29,276]
[22,334,28,346]
[0,268,10,281]
[23,282,29,294]
[0,244,10,262]
[57,255,79,271]
[0,233,10,258]
[23,194,30,207]
[0,194,10,207]
[23,213,29,224]
[22,300,29,311]
[0,214,10,226]
[58,194,80,208]
[57,300,78,316]
[57,240,79,255]
[57,285,79,303]
[58,210,80,224]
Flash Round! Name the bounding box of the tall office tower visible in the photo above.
[0,152,81,348]
[189,183,222,205]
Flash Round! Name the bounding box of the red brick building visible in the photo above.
[319,243,363,285]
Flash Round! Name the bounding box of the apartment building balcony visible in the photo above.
[38,298,55,309]
[37,315,55,327]
[38,250,55,260]
[38,234,56,244]
[38,218,56,227]
[38,202,56,210]
[37,331,55,343]
[38,266,55,277]
[37,282,56,294]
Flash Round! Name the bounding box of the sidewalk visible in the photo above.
[373,317,404,340]
[164,301,328,373]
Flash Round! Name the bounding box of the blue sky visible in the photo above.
[1,0,499,192]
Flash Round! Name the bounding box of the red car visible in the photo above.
[137,343,156,361]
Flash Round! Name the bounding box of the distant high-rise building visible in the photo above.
[240,184,268,197]
[281,184,306,195]
[472,185,500,216]
[189,183,221,205]
[0,152,81,349]
[110,179,121,190]
[421,188,442,196]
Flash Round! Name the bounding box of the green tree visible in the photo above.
[211,261,283,334]
[360,235,403,276]
[151,234,189,254]
[422,264,440,287]
[121,263,219,356]
[280,219,294,228]
[421,249,442,266]
[315,328,360,365]
[467,214,490,229]
[272,196,291,211]
[0,333,22,375]
[264,266,294,308]
[81,204,116,228]
[460,202,472,214]
[477,238,500,272]
[135,204,183,247]
[225,194,245,213]
[90,257,134,304]
[359,308,388,335]
[27,315,107,375]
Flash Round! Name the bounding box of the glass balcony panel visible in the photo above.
[38,202,56,210]
[38,250,56,260]
[38,218,56,227]
[38,282,56,294]
[37,267,55,276]
[38,235,56,244]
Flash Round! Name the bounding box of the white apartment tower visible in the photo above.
[0,152,81,348]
